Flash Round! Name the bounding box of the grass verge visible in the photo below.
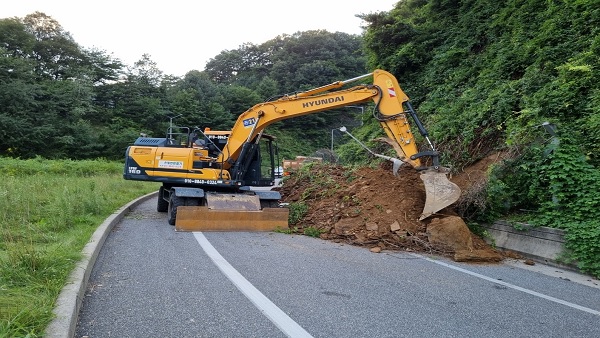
[0,157,158,337]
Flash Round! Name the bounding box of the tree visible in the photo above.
[266,30,366,93]
[217,84,261,118]
[0,47,39,156]
[128,53,164,87]
[205,42,272,85]
[0,17,36,58]
[83,48,124,85]
[22,12,88,80]
[166,70,233,131]
[255,76,279,100]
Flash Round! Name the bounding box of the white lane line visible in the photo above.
[409,253,600,316]
[194,232,314,338]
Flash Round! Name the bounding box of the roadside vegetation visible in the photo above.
[0,157,158,338]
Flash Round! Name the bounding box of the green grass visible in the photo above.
[0,157,158,337]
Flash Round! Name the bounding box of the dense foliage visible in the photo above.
[362,0,599,166]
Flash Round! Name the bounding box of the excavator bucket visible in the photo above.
[174,193,289,231]
[351,135,461,220]
[419,169,462,220]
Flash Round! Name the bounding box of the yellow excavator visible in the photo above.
[123,69,461,231]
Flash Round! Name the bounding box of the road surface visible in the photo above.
[75,199,600,338]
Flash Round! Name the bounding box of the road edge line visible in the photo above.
[409,253,600,316]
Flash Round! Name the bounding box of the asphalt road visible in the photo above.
[75,199,600,338]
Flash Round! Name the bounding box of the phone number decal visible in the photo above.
[184,179,219,184]
[207,135,228,140]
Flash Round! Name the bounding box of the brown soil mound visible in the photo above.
[276,161,503,263]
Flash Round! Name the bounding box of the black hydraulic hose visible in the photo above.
[405,101,428,138]
[370,86,435,151]
[405,101,436,151]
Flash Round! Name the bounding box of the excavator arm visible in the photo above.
[221,70,425,171]
[217,69,461,220]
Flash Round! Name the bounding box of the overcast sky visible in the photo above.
[3,1,398,76]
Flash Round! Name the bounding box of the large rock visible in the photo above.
[426,216,474,252]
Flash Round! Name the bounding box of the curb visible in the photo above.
[44,191,158,338]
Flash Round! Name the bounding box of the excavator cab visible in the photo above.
[200,128,279,186]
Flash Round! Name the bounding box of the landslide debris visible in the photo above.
[275,161,503,263]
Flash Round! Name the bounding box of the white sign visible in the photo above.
[158,160,184,169]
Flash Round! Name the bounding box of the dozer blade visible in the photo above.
[175,206,289,231]
[419,169,461,220]
[175,192,289,231]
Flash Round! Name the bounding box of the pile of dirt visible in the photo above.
[276,159,505,263]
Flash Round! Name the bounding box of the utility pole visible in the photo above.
[167,114,182,137]
[331,129,335,152]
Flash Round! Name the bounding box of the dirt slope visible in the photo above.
[276,161,503,263]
